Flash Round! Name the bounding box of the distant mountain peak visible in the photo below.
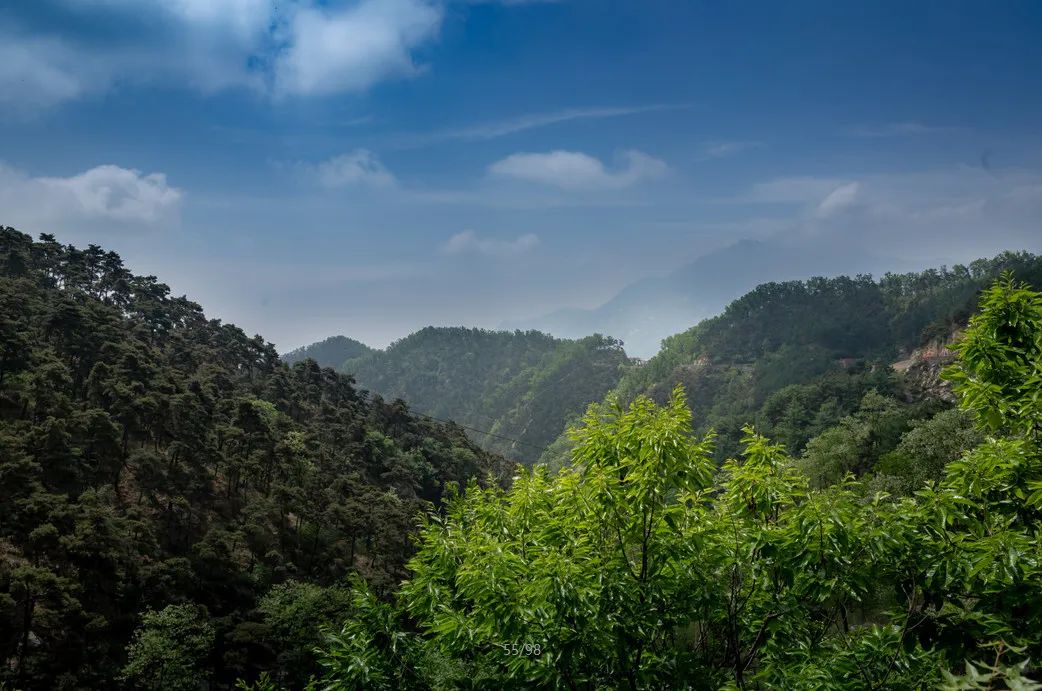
[281,335,373,368]
[504,235,907,358]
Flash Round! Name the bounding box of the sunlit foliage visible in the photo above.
[318,276,1042,689]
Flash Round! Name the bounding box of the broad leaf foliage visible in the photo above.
[319,276,1042,689]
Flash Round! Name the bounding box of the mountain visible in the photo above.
[5,224,1041,689]
[281,335,372,368]
[316,276,1042,690]
[509,237,918,358]
[340,327,631,463]
[539,249,1042,467]
[0,227,505,689]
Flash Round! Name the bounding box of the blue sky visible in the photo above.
[2,0,1041,353]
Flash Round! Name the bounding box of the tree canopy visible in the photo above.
[4,221,1041,689]
[0,226,505,688]
[343,327,630,463]
[316,274,1042,690]
[539,252,1042,466]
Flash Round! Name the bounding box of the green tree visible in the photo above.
[876,407,983,492]
[798,390,912,487]
[0,227,505,686]
[255,580,354,687]
[122,604,216,691]
[318,275,1042,689]
[944,272,1042,438]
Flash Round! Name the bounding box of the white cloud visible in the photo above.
[0,1,273,109]
[489,150,667,190]
[274,0,443,96]
[160,0,274,34]
[442,230,540,256]
[1,0,445,109]
[0,162,182,226]
[306,150,396,188]
[815,181,861,217]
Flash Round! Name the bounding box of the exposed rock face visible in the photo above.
[901,356,957,403]
[892,331,961,403]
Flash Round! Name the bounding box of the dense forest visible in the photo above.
[339,328,630,462]
[4,223,1042,689]
[281,337,373,370]
[0,227,506,689]
[540,253,1042,473]
[296,254,1042,474]
[309,273,1042,689]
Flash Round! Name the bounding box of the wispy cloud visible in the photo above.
[0,32,101,111]
[699,140,763,160]
[489,150,667,190]
[464,0,564,4]
[285,262,420,284]
[746,167,1042,259]
[335,115,377,128]
[465,0,564,4]
[741,176,863,218]
[845,121,964,138]
[745,176,852,204]
[814,181,861,217]
[442,230,540,256]
[394,104,685,147]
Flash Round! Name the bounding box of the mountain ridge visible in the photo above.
[506,236,926,357]
[340,326,631,463]
[535,248,1042,466]
[281,334,372,368]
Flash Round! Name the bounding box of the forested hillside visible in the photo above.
[341,328,630,463]
[299,253,1042,477]
[310,274,1042,690]
[5,223,1041,690]
[0,227,506,689]
[542,252,1042,475]
[281,336,372,369]
[507,236,891,358]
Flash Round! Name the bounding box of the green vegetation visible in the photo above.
[281,336,373,369]
[296,255,1041,475]
[4,221,1042,689]
[121,604,216,690]
[0,227,504,688]
[541,253,1042,467]
[316,274,1042,689]
[343,327,630,463]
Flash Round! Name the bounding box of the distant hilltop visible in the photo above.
[281,335,373,368]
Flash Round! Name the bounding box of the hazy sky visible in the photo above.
[2,1,1041,353]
